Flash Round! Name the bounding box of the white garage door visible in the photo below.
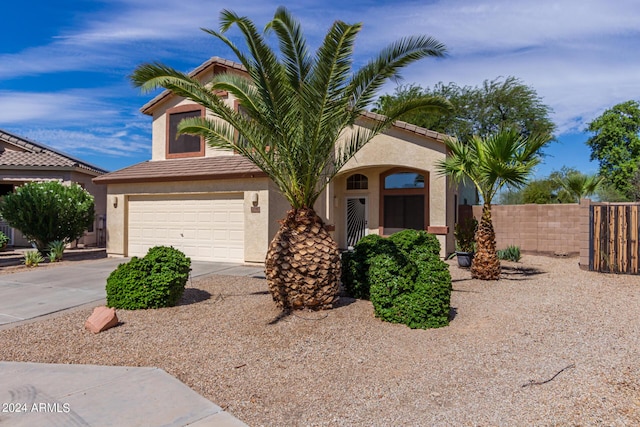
[128,193,244,262]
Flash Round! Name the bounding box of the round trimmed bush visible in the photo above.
[343,230,452,329]
[106,246,191,309]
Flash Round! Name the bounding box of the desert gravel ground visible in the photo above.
[0,254,639,426]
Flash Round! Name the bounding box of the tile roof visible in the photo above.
[0,129,108,175]
[93,155,266,184]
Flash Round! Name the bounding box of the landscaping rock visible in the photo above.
[85,306,118,333]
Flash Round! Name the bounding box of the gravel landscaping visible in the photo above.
[0,254,638,426]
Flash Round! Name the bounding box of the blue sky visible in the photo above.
[1,0,639,176]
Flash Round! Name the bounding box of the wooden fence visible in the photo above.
[590,203,640,274]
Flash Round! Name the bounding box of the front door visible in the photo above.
[346,197,368,247]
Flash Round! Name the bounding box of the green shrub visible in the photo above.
[48,240,66,262]
[341,234,397,299]
[106,246,191,309]
[497,245,521,262]
[24,250,44,267]
[343,229,452,329]
[0,181,94,253]
[0,230,9,248]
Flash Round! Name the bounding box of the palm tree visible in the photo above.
[131,7,449,310]
[555,172,603,202]
[437,129,550,280]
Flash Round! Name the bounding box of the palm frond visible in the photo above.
[132,7,448,209]
[265,6,312,90]
[349,36,447,112]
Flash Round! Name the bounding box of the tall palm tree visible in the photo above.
[131,7,449,310]
[555,172,603,202]
[437,129,550,280]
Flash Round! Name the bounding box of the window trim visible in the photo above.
[165,104,205,159]
[346,173,369,190]
[379,168,430,235]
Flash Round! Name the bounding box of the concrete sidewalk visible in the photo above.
[0,258,263,426]
[0,362,247,426]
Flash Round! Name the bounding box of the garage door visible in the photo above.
[128,193,244,262]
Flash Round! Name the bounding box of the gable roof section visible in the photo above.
[93,155,266,184]
[138,57,450,143]
[0,129,108,175]
[140,57,246,115]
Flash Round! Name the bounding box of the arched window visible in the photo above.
[380,169,429,234]
[346,174,368,190]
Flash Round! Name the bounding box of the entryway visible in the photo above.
[346,197,368,247]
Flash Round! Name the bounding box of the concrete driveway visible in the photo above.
[0,257,265,326]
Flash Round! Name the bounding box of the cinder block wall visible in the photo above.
[471,202,589,258]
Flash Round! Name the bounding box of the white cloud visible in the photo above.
[14,128,150,158]
[0,90,122,125]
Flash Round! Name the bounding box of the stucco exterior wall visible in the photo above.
[334,124,454,256]
[105,177,283,263]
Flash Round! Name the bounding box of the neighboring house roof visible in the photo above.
[93,155,266,184]
[139,57,450,143]
[0,129,108,176]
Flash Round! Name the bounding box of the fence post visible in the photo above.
[579,198,592,270]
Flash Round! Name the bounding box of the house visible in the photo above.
[0,129,108,247]
[94,57,468,263]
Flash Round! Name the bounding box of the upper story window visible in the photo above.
[347,174,368,190]
[166,105,205,158]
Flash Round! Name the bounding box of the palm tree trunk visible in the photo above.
[471,203,501,280]
[265,207,341,310]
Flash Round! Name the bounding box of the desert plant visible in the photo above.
[497,245,521,262]
[454,217,477,252]
[437,129,550,280]
[0,181,94,253]
[106,246,191,310]
[48,240,66,262]
[370,230,451,329]
[131,7,449,310]
[24,250,44,267]
[343,229,451,329]
[0,230,8,249]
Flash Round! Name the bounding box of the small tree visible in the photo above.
[437,129,549,280]
[0,181,94,252]
[586,100,640,201]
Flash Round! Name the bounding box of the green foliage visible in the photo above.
[522,179,564,204]
[375,77,556,143]
[503,167,603,204]
[131,7,448,210]
[454,217,477,252]
[497,245,521,262]
[586,100,640,201]
[106,246,191,310]
[0,181,94,252]
[341,234,396,300]
[342,230,451,329]
[48,240,66,262]
[437,129,550,207]
[0,231,8,248]
[498,188,524,205]
[554,172,603,202]
[23,250,44,267]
